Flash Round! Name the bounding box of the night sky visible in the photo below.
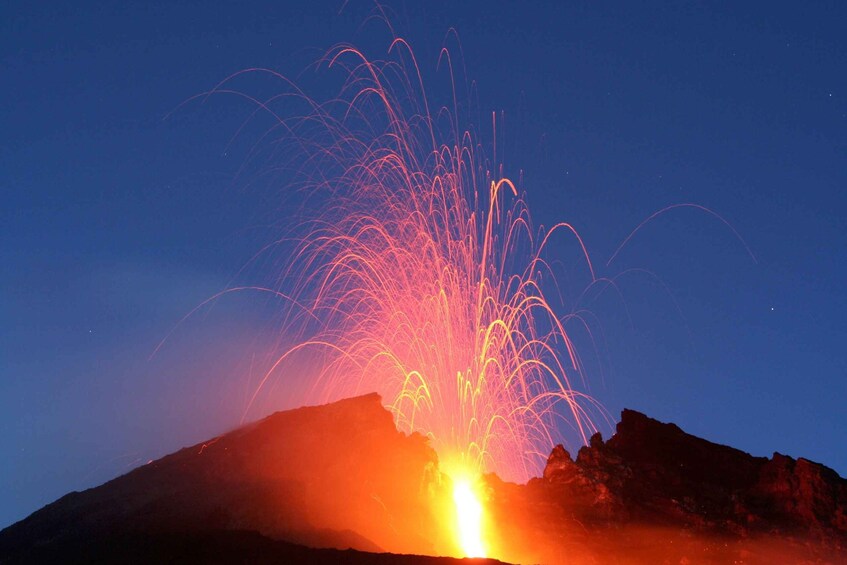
[2,1,845,529]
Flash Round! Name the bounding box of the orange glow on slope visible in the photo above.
[452,477,486,557]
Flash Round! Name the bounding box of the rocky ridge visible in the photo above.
[2,397,845,564]
[540,409,847,539]
[481,409,846,563]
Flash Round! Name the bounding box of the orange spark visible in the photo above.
[230,37,605,486]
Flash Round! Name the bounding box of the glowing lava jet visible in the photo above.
[451,474,487,557]
[227,36,604,557]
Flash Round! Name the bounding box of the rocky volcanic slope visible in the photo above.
[542,409,847,536]
[484,409,847,564]
[2,396,845,564]
[0,394,465,563]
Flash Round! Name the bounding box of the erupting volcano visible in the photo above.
[5,14,846,565]
[2,395,845,563]
[234,40,606,487]
[215,35,609,556]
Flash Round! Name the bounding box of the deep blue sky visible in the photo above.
[2,1,845,528]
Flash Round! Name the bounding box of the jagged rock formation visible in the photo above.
[2,399,845,564]
[539,409,847,538]
[484,409,847,564]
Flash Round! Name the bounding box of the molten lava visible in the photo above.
[452,477,486,558]
[200,28,608,563]
[234,36,605,489]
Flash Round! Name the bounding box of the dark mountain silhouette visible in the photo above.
[0,394,467,562]
[2,395,845,564]
[484,409,847,564]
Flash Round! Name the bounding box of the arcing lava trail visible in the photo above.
[234,37,604,489]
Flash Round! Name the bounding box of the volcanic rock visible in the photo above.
[0,394,461,563]
[547,409,847,538]
[483,409,847,564]
[2,399,846,564]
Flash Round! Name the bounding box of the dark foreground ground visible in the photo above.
[2,394,845,564]
[6,530,505,565]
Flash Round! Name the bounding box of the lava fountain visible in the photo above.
[451,472,487,557]
[213,33,604,557]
